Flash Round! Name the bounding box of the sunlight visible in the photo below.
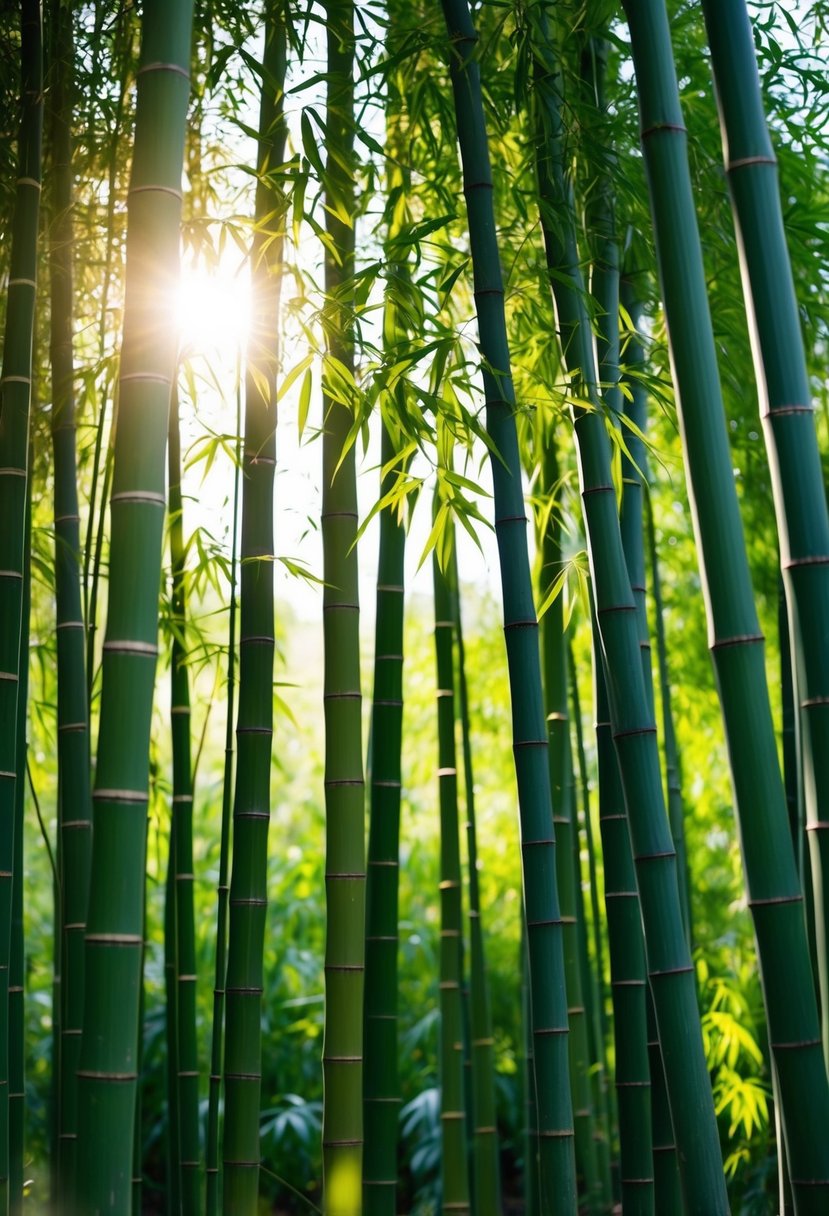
[175,262,251,358]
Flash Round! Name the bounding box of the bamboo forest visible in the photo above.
[3,0,829,1212]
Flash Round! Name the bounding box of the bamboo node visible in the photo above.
[538,1128,575,1139]
[710,632,764,650]
[128,183,183,201]
[137,61,191,81]
[8,278,36,288]
[770,1038,823,1050]
[648,964,694,979]
[641,122,686,138]
[747,893,802,907]
[727,155,777,171]
[110,491,166,507]
[119,372,172,386]
[103,640,158,657]
[93,788,148,803]
[16,177,41,190]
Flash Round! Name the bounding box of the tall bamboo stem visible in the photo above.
[452,548,502,1215]
[221,7,286,1210]
[321,3,365,1209]
[0,5,42,1210]
[439,1,576,1207]
[623,3,829,1205]
[702,0,829,1077]
[75,3,193,1207]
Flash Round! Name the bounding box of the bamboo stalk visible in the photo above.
[702,0,829,1080]
[221,7,286,1210]
[438,1,577,1207]
[623,3,829,1206]
[529,7,726,1208]
[47,2,93,1204]
[205,363,241,1216]
[74,2,193,1207]
[321,4,365,1209]
[540,444,601,1213]
[433,520,471,1216]
[0,5,42,1210]
[168,379,201,1213]
[452,548,502,1215]
[362,29,410,1200]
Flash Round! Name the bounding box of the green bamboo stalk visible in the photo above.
[451,548,502,1216]
[590,620,657,1216]
[9,465,31,1216]
[530,8,726,1208]
[567,651,609,1101]
[168,378,201,1213]
[615,286,684,1212]
[779,582,799,849]
[83,12,135,732]
[624,3,829,1205]
[621,274,692,947]
[221,8,286,1210]
[643,491,692,949]
[521,926,539,1216]
[205,363,241,1216]
[539,444,600,1214]
[0,5,42,1211]
[362,420,405,1214]
[702,0,829,1077]
[362,38,410,1204]
[321,5,365,1209]
[74,2,193,1208]
[164,826,181,1216]
[433,521,471,1216]
[438,2,576,1208]
[47,2,94,1203]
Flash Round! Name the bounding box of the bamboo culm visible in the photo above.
[623,2,829,1206]
[47,2,94,1204]
[439,1,577,1208]
[321,4,365,1210]
[433,525,471,1216]
[0,4,41,1211]
[529,8,727,1209]
[168,380,201,1212]
[205,367,241,1216]
[452,547,502,1215]
[74,3,193,1209]
[702,0,829,1079]
[221,7,286,1210]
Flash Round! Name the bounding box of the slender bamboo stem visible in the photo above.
[362,31,410,1199]
[168,379,201,1213]
[321,5,365,1209]
[205,362,241,1216]
[0,6,42,1210]
[75,3,193,1207]
[702,0,829,1080]
[438,2,576,1207]
[452,548,502,1216]
[530,7,726,1208]
[221,7,286,1210]
[47,3,93,1204]
[433,524,470,1216]
[9,464,31,1216]
[623,3,829,1206]
[540,443,600,1213]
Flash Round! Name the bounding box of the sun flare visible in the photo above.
[175,263,251,358]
